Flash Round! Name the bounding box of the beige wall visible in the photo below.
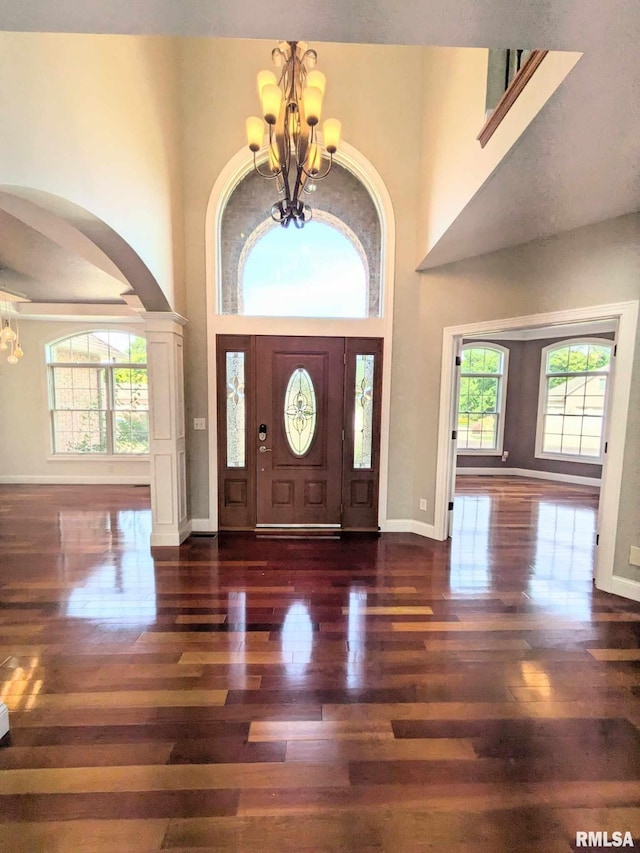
[178,39,426,520]
[0,320,149,482]
[415,213,640,580]
[416,48,581,266]
[0,33,185,312]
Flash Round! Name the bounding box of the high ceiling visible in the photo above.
[0,209,126,303]
[0,0,638,277]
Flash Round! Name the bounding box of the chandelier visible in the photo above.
[245,40,342,228]
[0,293,24,365]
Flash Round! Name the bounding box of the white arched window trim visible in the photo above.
[457,342,509,455]
[203,140,396,531]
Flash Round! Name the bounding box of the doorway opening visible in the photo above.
[434,300,639,601]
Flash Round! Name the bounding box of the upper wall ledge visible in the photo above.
[477,50,549,148]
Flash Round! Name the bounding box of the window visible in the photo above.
[536,339,612,462]
[219,165,382,317]
[485,49,534,117]
[47,330,149,455]
[241,220,368,318]
[457,344,508,453]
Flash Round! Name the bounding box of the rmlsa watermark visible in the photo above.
[576,831,635,848]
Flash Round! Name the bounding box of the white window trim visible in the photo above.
[46,332,150,458]
[46,455,150,462]
[456,342,509,456]
[534,337,614,465]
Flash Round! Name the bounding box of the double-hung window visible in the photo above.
[47,330,149,455]
[536,339,612,462]
[457,344,508,453]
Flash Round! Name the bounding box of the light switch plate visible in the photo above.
[629,545,640,567]
[193,418,206,431]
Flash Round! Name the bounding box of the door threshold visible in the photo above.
[255,528,341,540]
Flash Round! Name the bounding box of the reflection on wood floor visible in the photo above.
[1,478,640,852]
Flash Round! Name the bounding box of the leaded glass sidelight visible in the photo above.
[226,352,246,467]
[354,354,375,469]
[284,368,317,457]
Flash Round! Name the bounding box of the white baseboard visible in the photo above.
[0,703,8,741]
[599,574,640,603]
[456,467,601,487]
[0,475,150,485]
[191,518,217,533]
[150,519,192,547]
[383,518,437,539]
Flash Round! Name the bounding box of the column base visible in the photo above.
[150,519,192,547]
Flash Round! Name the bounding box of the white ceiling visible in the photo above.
[0,210,126,303]
[0,1,639,274]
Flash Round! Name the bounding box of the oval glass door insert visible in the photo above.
[284,367,317,456]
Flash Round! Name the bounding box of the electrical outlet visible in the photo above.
[193,418,206,430]
[629,546,640,567]
[502,450,509,462]
[419,498,427,512]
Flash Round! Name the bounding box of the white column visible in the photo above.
[144,312,189,547]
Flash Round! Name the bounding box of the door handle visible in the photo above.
[259,445,272,453]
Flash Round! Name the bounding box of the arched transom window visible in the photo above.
[240,218,368,318]
[46,330,149,455]
[219,164,381,318]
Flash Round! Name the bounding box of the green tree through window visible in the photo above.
[47,331,149,455]
[538,341,611,459]
[457,345,507,452]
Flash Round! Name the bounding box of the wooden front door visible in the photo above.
[255,336,344,527]
[216,335,383,531]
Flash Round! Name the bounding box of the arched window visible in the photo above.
[46,330,149,455]
[536,339,612,461]
[240,219,368,318]
[219,165,381,317]
[457,344,509,453]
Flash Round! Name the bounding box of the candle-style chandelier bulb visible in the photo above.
[0,295,26,364]
[244,40,341,228]
[1,320,16,343]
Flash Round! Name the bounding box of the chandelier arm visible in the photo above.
[252,150,282,180]
[300,152,334,183]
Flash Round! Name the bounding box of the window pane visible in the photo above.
[548,343,611,374]
[226,352,246,468]
[52,367,107,411]
[54,410,107,453]
[561,431,582,456]
[542,342,610,459]
[114,411,149,454]
[50,332,147,365]
[458,377,499,415]
[284,368,317,457]
[241,221,368,318]
[458,414,498,450]
[354,354,375,469]
[586,345,610,371]
[547,346,570,373]
[113,367,149,411]
[461,347,502,374]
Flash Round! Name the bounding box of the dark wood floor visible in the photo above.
[1,477,640,851]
